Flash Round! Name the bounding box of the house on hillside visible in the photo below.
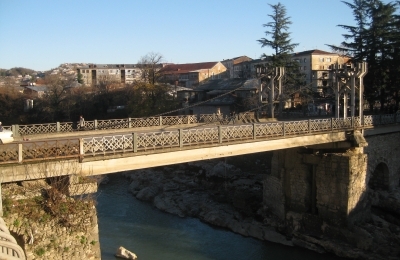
[23,85,48,98]
[159,62,227,88]
[177,78,259,115]
[221,56,253,79]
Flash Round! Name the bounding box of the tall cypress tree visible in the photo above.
[388,3,400,110]
[257,2,304,98]
[328,0,399,111]
[365,1,398,111]
[327,0,369,61]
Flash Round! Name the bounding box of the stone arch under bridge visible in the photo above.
[364,131,400,191]
[369,162,390,191]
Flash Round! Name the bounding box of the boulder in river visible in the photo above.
[115,246,137,259]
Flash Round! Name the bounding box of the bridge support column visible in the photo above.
[66,175,98,197]
[263,146,369,227]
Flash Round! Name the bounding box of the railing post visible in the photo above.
[133,132,138,152]
[12,125,19,137]
[79,138,84,162]
[179,129,183,148]
[253,123,256,139]
[159,116,163,126]
[56,122,60,132]
[331,118,333,131]
[351,116,354,128]
[18,143,23,163]
[282,122,286,136]
[218,126,222,143]
[128,118,132,128]
[94,120,98,130]
[308,119,311,134]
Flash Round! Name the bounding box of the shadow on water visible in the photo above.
[96,174,343,260]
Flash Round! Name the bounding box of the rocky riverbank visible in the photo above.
[1,180,100,260]
[116,154,400,260]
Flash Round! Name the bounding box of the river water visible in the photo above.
[96,174,342,260]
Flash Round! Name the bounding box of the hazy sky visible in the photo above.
[0,0,393,71]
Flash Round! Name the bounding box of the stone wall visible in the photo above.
[365,132,400,191]
[1,183,101,260]
[315,149,368,227]
[264,148,312,219]
[264,146,369,227]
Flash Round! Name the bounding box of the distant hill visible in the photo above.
[0,67,36,77]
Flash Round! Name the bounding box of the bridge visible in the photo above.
[0,112,399,257]
[0,113,397,180]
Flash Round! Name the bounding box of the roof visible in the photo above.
[160,62,221,74]
[195,78,259,92]
[24,86,48,92]
[79,64,139,69]
[292,49,337,57]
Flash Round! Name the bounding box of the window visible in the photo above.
[303,58,307,62]
[319,58,324,62]
[303,66,306,70]
[326,58,331,62]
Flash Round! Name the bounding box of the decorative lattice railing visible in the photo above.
[1,115,399,164]
[4,113,400,138]
[5,115,207,137]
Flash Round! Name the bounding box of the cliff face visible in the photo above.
[1,181,100,260]
[120,155,400,260]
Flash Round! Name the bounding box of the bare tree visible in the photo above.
[137,52,164,85]
[42,75,74,121]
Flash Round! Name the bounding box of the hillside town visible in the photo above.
[0,49,356,125]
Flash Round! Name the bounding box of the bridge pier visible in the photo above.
[264,144,370,228]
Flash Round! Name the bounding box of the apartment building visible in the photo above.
[292,49,349,93]
[221,56,253,79]
[77,64,142,85]
[159,62,227,88]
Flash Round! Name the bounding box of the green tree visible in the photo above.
[328,0,399,111]
[327,0,369,61]
[77,72,83,84]
[257,2,304,107]
[126,82,179,117]
[258,2,298,67]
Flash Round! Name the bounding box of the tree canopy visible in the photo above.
[328,0,400,111]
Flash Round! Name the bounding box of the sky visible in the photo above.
[0,0,393,71]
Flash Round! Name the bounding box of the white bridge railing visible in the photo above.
[0,218,25,260]
[0,114,398,164]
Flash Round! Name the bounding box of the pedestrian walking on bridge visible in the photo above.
[79,115,85,130]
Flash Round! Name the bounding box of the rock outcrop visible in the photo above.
[121,156,400,259]
[115,246,137,259]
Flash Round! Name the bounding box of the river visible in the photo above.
[96,174,343,260]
